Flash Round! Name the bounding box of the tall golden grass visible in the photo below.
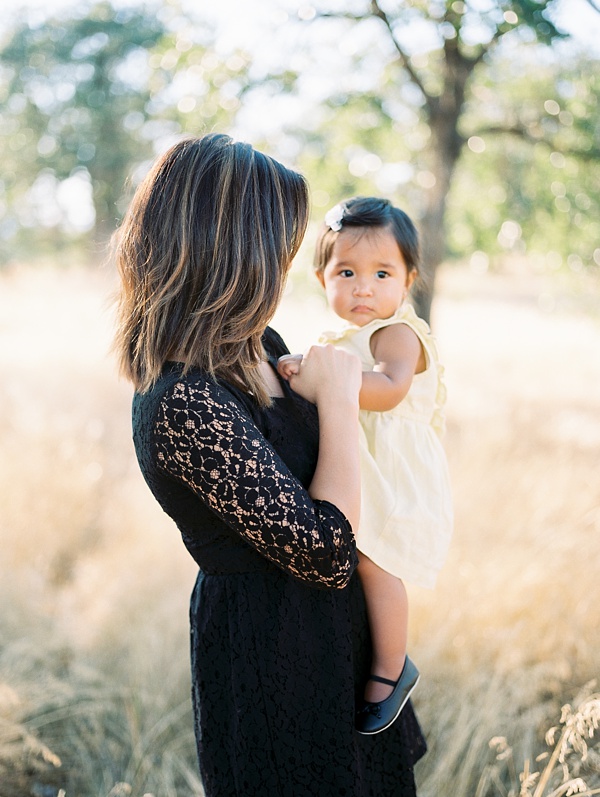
[0,261,598,796]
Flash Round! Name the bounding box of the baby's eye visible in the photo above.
[340,269,354,278]
[376,270,389,279]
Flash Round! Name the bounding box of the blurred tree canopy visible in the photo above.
[1,3,164,252]
[0,0,599,316]
[0,1,242,258]
[448,51,600,272]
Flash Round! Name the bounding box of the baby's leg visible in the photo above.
[357,551,409,703]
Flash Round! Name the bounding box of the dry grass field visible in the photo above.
[1,260,599,797]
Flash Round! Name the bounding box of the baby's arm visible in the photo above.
[360,323,424,412]
[278,325,424,413]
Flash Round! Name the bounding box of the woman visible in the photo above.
[114,133,426,796]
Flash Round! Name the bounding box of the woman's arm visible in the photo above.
[285,344,362,530]
[359,323,424,412]
[154,368,360,589]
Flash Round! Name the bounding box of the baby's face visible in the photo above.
[318,226,415,327]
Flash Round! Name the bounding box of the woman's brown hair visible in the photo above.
[114,133,309,405]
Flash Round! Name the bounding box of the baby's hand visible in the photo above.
[277,353,303,381]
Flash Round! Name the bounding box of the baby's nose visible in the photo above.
[353,281,373,296]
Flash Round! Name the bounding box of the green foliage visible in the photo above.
[449,50,600,270]
[145,35,250,149]
[0,3,166,249]
[0,2,242,261]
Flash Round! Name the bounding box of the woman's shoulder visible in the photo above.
[134,330,289,429]
[134,364,244,418]
[136,362,209,397]
[133,365,267,452]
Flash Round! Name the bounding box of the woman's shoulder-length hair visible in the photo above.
[113,133,309,405]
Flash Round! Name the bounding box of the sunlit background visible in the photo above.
[1,2,600,796]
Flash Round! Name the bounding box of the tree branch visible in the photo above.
[475,123,541,144]
[368,0,434,106]
[471,28,501,67]
[474,124,600,162]
[315,11,369,22]
[316,3,434,106]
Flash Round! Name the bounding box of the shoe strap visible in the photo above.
[368,674,397,688]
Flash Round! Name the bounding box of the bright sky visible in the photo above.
[4,0,600,52]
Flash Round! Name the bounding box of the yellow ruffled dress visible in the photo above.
[319,303,453,589]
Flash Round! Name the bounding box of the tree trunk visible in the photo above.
[415,138,461,323]
[412,115,461,325]
[412,39,470,324]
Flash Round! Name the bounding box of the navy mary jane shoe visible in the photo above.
[355,655,420,735]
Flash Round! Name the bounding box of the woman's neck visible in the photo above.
[258,360,285,398]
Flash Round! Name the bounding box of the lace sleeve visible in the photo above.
[154,377,358,589]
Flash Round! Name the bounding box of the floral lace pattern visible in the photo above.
[154,376,357,589]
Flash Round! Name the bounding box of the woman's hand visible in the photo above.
[283,345,362,409]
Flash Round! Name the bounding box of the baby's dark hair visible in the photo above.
[314,196,420,276]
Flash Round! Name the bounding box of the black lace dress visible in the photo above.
[132,328,427,797]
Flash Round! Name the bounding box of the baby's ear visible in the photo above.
[406,269,417,290]
[315,270,326,289]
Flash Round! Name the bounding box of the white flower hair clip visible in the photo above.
[324,203,344,232]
